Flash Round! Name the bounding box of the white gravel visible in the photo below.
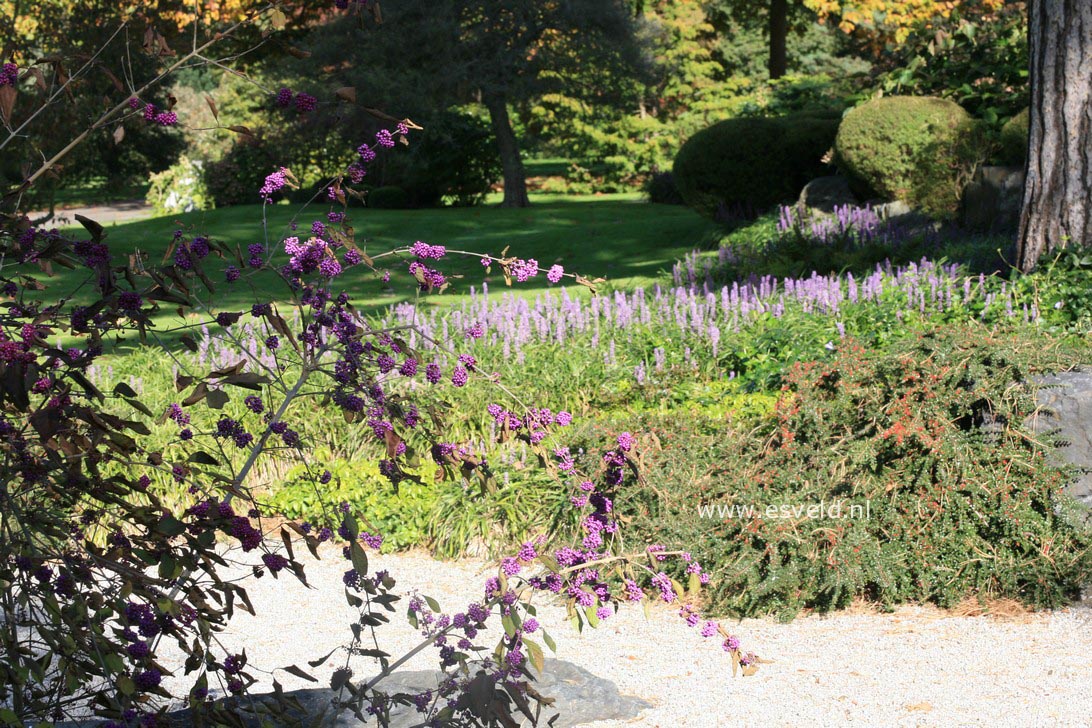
[159,546,1092,726]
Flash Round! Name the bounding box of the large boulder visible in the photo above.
[1028,368,1092,510]
[796,175,859,213]
[60,659,651,728]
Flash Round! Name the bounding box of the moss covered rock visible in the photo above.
[673,111,840,218]
[834,96,986,220]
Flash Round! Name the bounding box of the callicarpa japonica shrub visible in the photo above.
[0,3,760,726]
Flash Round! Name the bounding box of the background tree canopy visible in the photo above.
[4,0,1031,213]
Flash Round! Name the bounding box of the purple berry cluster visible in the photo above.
[274,86,317,113]
[259,167,291,203]
[0,62,18,86]
[131,97,179,126]
[294,92,317,112]
[509,258,539,283]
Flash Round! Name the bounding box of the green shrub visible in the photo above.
[368,185,411,209]
[873,2,1027,121]
[834,95,987,220]
[204,134,279,207]
[645,171,684,205]
[673,112,839,218]
[145,156,212,215]
[998,107,1029,166]
[620,326,1092,619]
[369,109,500,207]
[264,455,436,552]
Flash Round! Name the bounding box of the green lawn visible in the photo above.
[52,194,719,318]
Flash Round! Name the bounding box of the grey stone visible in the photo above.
[875,200,913,220]
[961,165,1025,233]
[61,659,650,727]
[797,176,859,214]
[1028,368,1092,508]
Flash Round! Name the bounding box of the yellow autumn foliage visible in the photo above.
[2,0,270,49]
[805,0,1007,44]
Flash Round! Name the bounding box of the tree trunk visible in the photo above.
[768,0,789,80]
[484,92,530,208]
[1016,0,1092,272]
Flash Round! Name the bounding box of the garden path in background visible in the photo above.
[157,548,1092,727]
[28,199,153,226]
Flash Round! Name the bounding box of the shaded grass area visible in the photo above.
[49,194,718,318]
[30,179,151,208]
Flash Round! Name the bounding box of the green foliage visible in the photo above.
[265,457,436,552]
[834,95,987,219]
[429,467,579,560]
[203,134,280,207]
[710,12,872,80]
[998,107,1029,166]
[1008,245,1092,333]
[378,109,500,207]
[673,111,839,217]
[874,1,1028,121]
[367,185,411,210]
[644,171,684,205]
[0,6,186,211]
[271,0,645,201]
[171,69,272,166]
[145,156,212,215]
[621,326,1092,619]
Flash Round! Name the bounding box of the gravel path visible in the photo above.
[158,547,1092,727]
[28,200,153,226]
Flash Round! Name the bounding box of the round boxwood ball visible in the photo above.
[834,96,984,219]
[673,112,839,218]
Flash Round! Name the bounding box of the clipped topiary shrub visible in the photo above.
[998,107,1029,166]
[673,111,839,218]
[367,185,410,209]
[834,95,987,220]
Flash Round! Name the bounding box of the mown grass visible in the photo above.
[49,194,718,317]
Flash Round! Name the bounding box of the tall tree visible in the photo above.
[453,0,642,206]
[768,0,789,78]
[709,0,1006,80]
[1016,0,1092,271]
[301,0,642,207]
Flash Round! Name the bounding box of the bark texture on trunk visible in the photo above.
[484,93,530,208]
[1016,0,1092,272]
[768,0,788,80]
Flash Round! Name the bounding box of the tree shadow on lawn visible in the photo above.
[46,197,721,305]
[30,197,720,354]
